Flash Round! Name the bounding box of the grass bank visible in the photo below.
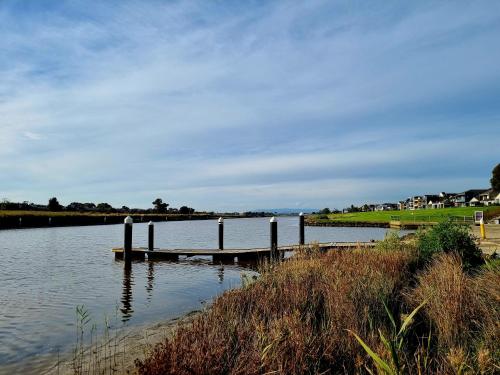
[136,232,499,374]
[0,211,216,229]
[307,206,500,227]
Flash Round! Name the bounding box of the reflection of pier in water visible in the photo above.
[120,263,134,322]
[146,261,155,302]
[118,258,260,322]
[217,266,224,284]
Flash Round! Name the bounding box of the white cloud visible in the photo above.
[0,1,499,210]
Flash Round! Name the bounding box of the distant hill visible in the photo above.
[252,208,319,215]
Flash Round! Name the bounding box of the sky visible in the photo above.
[1,0,499,211]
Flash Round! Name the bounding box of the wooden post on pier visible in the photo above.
[218,217,224,250]
[124,216,133,263]
[148,221,154,251]
[299,212,305,245]
[270,216,278,260]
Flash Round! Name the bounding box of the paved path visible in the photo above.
[471,224,500,255]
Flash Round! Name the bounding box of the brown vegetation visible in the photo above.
[136,239,499,375]
[409,254,499,373]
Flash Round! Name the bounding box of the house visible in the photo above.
[407,196,422,210]
[375,203,398,211]
[469,196,480,207]
[427,193,457,209]
[439,192,456,208]
[479,189,500,206]
[409,195,436,210]
[399,199,410,210]
[428,198,444,209]
[453,189,488,207]
[422,195,440,209]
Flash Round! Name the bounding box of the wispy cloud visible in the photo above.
[0,1,499,210]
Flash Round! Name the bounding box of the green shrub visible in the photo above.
[416,221,483,269]
[376,230,416,253]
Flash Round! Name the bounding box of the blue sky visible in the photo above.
[1,1,499,211]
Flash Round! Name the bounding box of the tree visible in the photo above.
[491,163,500,192]
[48,197,62,211]
[0,198,9,210]
[152,198,169,213]
[96,203,113,212]
[319,208,331,215]
[66,202,86,211]
[179,206,194,215]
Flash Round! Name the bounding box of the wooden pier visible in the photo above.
[112,241,376,262]
[114,215,378,263]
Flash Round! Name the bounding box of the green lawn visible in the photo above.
[310,206,500,224]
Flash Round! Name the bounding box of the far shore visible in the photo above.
[0,211,265,230]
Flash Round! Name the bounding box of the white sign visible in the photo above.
[474,211,484,224]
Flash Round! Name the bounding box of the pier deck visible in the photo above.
[112,241,376,261]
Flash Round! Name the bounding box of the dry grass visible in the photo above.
[136,247,417,374]
[409,254,500,373]
[135,244,499,375]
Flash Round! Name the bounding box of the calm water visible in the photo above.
[0,217,397,373]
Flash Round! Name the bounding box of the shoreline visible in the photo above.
[305,220,425,229]
[306,220,390,228]
[0,212,259,231]
[27,310,203,375]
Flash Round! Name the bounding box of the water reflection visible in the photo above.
[146,261,155,302]
[120,263,134,322]
[217,266,224,284]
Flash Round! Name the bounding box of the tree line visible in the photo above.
[0,197,196,215]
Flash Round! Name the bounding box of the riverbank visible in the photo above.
[0,211,220,230]
[306,206,500,228]
[37,310,202,375]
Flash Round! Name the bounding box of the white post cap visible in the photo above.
[299,212,304,216]
[124,216,133,224]
[148,220,154,225]
[480,218,484,224]
[270,216,277,222]
[218,217,224,223]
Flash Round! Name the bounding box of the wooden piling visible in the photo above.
[299,212,305,245]
[218,217,224,250]
[124,216,133,263]
[270,217,278,260]
[148,221,154,251]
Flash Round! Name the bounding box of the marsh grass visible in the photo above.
[68,305,127,375]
